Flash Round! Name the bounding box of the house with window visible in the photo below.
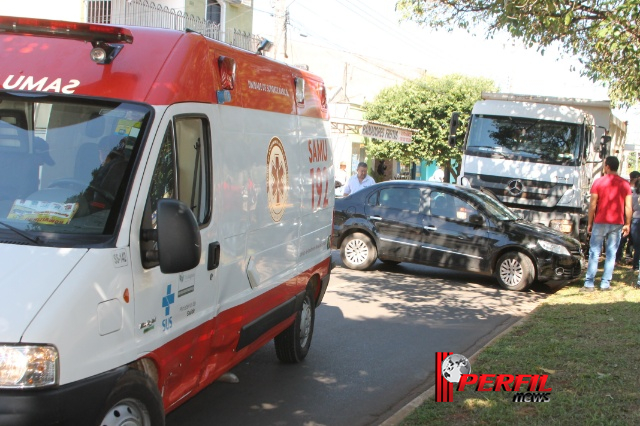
[2,0,257,50]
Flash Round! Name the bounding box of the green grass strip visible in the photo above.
[402,264,640,426]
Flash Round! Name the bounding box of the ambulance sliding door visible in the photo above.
[130,104,219,406]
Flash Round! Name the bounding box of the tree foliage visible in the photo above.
[395,0,640,105]
[362,74,496,177]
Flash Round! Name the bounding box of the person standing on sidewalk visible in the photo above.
[630,176,640,271]
[343,162,375,196]
[616,170,640,263]
[582,156,632,292]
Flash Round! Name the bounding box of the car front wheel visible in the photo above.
[495,252,534,291]
[340,232,377,270]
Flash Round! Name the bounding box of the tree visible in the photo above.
[395,0,640,105]
[362,74,496,179]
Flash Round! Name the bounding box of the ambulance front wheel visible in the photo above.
[98,369,165,426]
[274,291,315,363]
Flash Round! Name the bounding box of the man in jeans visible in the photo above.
[582,156,632,292]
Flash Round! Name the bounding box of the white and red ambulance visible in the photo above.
[0,16,333,425]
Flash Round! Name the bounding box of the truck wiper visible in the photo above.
[0,220,43,245]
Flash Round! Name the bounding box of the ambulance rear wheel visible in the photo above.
[274,292,315,363]
[98,369,164,426]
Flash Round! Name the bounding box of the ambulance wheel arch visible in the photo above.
[98,369,165,426]
[274,276,319,363]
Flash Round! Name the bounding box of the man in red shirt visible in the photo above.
[582,156,632,291]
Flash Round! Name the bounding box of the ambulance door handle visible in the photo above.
[208,241,220,270]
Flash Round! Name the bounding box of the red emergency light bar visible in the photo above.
[0,16,133,44]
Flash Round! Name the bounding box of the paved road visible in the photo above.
[166,252,554,426]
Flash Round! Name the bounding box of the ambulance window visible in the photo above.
[141,116,211,269]
[175,117,211,224]
[146,117,210,224]
[147,125,177,217]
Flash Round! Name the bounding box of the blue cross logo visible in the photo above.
[162,284,175,316]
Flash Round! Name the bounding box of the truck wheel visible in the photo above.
[495,252,534,291]
[98,370,164,426]
[275,291,315,363]
[340,232,377,270]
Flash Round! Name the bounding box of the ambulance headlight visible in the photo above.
[0,345,58,388]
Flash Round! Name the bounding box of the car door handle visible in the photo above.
[369,216,382,221]
[423,226,437,231]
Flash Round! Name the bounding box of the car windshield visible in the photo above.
[466,115,581,165]
[464,188,519,221]
[0,92,150,242]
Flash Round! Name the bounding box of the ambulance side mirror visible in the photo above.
[153,199,201,274]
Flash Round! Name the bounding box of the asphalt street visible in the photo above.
[166,251,552,425]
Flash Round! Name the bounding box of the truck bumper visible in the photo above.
[0,366,128,426]
[511,208,584,242]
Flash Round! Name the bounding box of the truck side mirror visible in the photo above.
[448,112,460,147]
[600,135,611,160]
[143,199,201,274]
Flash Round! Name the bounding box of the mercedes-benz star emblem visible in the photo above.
[507,179,524,196]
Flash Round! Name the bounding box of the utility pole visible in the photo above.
[272,0,287,61]
[342,63,349,102]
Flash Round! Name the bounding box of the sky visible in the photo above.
[251,0,639,144]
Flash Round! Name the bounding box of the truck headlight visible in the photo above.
[557,188,579,207]
[0,345,58,388]
[538,240,570,256]
[549,219,573,234]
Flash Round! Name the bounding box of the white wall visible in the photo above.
[0,0,84,21]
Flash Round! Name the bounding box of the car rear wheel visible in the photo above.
[495,252,534,291]
[341,232,377,270]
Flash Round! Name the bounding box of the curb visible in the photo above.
[379,312,535,426]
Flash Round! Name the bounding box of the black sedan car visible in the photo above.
[332,181,583,291]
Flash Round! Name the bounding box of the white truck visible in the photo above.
[457,92,627,244]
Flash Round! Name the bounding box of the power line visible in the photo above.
[333,0,444,58]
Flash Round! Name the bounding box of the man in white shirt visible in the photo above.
[343,162,376,196]
[335,162,348,187]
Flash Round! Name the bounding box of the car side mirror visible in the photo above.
[469,214,484,226]
[143,199,202,274]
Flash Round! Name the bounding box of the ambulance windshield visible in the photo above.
[0,92,150,242]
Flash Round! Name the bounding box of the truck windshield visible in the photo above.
[0,92,150,243]
[466,115,581,166]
